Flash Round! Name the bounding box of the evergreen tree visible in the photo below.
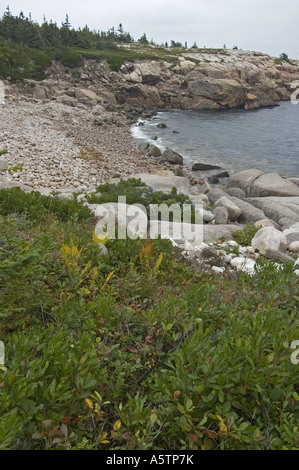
[60,14,71,45]
[138,33,149,45]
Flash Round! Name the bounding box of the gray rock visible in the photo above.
[283,222,299,235]
[97,243,109,257]
[139,142,150,150]
[215,171,230,178]
[285,232,299,244]
[251,226,288,255]
[130,173,192,195]
[287,178,299,188]
[56,95,77,107]
[230,257,256,274]
[278,217,297,229]
[289,241,299,252]
[202,224,242,244]
[201,246,218,259]
[211,266,225,274]
[249,173,299,197]
[162,148,184,165]
[229,196,266,223]
[91,104,106,115]
[201,246,225,267]
[192,180,212,195]
[57,192,74,202]
[190,194,209,205]
[208,175,219,184]
[226,187,246,199]
[214,196,242,221]
[192,163,221,171]
[246,197,299,224]
[202,210,215,223]
[173,165,185,177]
[75,88,99,102]
[0,179,33,192]
[254,218,275,229]
[227,169,263,196]
[0,158,8,170]
[213,206,229,224]
[33,87,48,99]
[207,187,227,204]
[157,123,167,128]
[148,145,162,157]
[265,249,294,263]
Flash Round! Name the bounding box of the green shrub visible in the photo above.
[233,222,260,246]
[0,39,53,81]
[0,183,298,450]
[0,187,93,222]
[61,48,84,68]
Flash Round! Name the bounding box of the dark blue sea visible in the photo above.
[131,101,299,177]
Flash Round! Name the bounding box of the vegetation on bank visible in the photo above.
[0,6,239,81]
[0,7,185,80]
[0,183,298,450]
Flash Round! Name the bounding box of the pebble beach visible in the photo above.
[0,97,163,192]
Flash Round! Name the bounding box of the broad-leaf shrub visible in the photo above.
[0,187,298,450]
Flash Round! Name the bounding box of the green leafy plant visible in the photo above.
[0,186,298,450]
[0,187,93,222]
[233,222,260,246]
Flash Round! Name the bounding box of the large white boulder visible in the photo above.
[251,226,288,255]
[227,169,263,195]
[249,173,299,197]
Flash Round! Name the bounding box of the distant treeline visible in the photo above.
[0,6,198,80]
[0,6,137,50]
[0,6,201,51]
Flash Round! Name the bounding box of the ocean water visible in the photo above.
[131,101,299,178]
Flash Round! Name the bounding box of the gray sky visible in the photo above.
[1,0,299,58]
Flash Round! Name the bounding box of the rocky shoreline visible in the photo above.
[0,97,171,193]
[1,51,299,274]
[1,48,299,194]
[85,169,299,277]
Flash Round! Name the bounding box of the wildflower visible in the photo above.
[85,398,94,410]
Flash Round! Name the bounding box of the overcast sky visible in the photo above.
[1,0,299,58]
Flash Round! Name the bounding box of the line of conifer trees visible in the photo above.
[0,6,135,51]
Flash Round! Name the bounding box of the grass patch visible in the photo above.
[66,46,180,71]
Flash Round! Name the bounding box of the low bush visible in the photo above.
[233,222,260,246]
[0,187,93,222]
[0,187,298,450]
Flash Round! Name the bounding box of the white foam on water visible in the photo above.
[131,120,166,152]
